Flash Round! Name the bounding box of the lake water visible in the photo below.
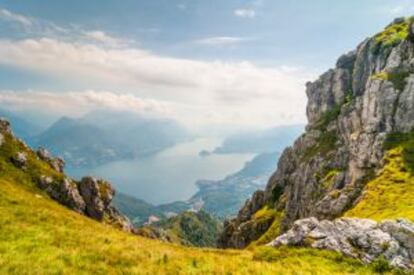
[67,138,254,205]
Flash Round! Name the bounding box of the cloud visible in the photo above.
[0,9,315,130]
[0,8,32,27]
[194,36,252,46]
[83,31,126,47]
[0,37,314,129]
[0,90,171,118]
[234,9,256,18]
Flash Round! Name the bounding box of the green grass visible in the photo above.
[313,104,341,131]
[345,132,414,221]
[0,129,386,274]
[321,169,341,189]
[250,211,284,247]
[371,71,410,91]
[374,19,410,48]
[0,177,384,274]
[302,131,337,161]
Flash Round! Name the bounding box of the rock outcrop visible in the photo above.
[219,16,414,256]
[0,117,133,233]
[268,217,414,269]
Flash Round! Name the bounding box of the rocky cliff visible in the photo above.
[0,118,133,232]
[219,17,414,252]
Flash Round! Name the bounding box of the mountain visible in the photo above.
[219,17,414,270]
[0,118,379,274]
[112,193,164,226]
[0,109,42,143]
[33,111,192,167]
[189,152,279,218]
[137,210,222,247]
[212,125,304,155]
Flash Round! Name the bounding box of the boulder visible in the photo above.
[268,217,414,269]
[78,176,115,220]
[0,118,11,134]
[46,178,86,214]
[11,152,28,169]
[37,147,65,173]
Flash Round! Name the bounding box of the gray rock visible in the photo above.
[46,178,86,214]
[219,19,414,249]
[37,175,53,189]
[11,152,28,169]
[37,147,65,173]
[268,217,414,269]
[0,118,11,134]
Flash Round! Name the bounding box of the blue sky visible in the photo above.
[0,0,412,132]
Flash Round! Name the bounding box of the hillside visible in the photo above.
[0,118,381,274]
[219,17,414,269]
[137,210,222,248]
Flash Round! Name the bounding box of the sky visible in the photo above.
[0,0,412,133]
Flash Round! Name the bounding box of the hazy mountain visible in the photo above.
[212,125,304,155]
[0,109,42,144]
[34,111,192,167]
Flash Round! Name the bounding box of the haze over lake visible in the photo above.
[68,138,254,204]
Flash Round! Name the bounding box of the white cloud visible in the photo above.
[234,9,256,18]
[84,31,125,47]
[194,36,252,46]
[0,8,32,27]
[0,37,314,129]
[0,90,171,118]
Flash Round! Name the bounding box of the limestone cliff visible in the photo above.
[219,17,414,249]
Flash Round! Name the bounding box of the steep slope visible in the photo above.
[137,210,222,248]
[219,16,414,255]
[0,118,132,231]
[0,120,378,274]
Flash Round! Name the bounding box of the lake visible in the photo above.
[67,138,254,204]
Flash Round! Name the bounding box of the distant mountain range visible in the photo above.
[0,110,192,168]
[212,125,304,154]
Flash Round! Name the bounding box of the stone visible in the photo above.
[37,147,65,173]
[268,217,414,270]
[38,175,53,189]
[46,178,86,214]
[219,19,414,249]
[0,133,4,147]
[11,152,28,169]
[0,118,11,134]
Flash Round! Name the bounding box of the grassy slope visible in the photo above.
[346,133,414,221]
[0,178,375,274]
[0,132,375,274]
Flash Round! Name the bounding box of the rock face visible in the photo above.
[220,17,414,250]
[37,175,132,232]
[268,217,414,269]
